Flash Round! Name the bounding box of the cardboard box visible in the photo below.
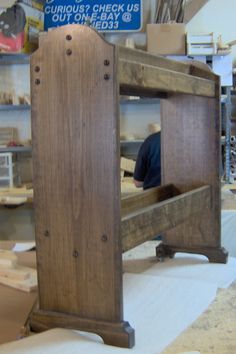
[147,23,186,55]
[0,0,44,53]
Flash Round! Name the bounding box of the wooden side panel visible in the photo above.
[31,25,122,322]
[161,91,221,248]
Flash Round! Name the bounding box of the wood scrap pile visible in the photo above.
[0,91,16,105]
[231,136,236,181]
[0,91,30,105]
[154,0,186,23]
[154,0,210,24]
[0,127,17,146]
[0,249,37,292]
[120,157,139,196]
[120,156,136,182]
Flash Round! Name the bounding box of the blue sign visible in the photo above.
[44,0,143,32]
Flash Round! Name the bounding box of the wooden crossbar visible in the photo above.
[121,184,176,217]
[121,186,211,252]
[119,60,216,98]
[118,46,216,81]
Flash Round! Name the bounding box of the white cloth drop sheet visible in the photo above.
[143,253,236,289]
[0,245,236,353]
[0,273,217,354]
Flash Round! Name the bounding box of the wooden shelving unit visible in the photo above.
[0,105,30,111]
[0,53,30,65]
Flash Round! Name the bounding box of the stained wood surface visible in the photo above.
[121,186,211,252]
[121,184,175,218]
[118,46,216,81]
[161,89,222,250]
[119,60,216,98]
[30,24,223,347]
[31,25,124,323]
[30,309,135,348]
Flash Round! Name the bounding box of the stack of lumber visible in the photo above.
[0,127,18,146]
[0,186,33,205]
[0,249,37,292]
[154,0,186,23]
[154,0,210,24]
[121,157,135,173]
[0,91,30,105]
[120,156,136,182]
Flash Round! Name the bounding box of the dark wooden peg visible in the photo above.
[66,49,72,56]
[101,234,108,242]
[73,250,79,258]
[104,74,110,81]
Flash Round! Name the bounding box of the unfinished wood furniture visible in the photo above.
[29,25,228,348]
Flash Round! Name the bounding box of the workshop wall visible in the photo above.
[186,0,236,65]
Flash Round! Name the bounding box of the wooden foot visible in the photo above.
[29,309,135,348]
[156,243,228,264]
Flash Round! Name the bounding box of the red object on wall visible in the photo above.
[0,31,25,52]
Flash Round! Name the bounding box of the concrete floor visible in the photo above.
[163,185,236,354]
[162,282,236,354]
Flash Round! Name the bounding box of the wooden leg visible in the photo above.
[29,309,135,348]
[156,243,228,263]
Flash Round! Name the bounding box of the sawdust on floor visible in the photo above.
[162,282,236,354]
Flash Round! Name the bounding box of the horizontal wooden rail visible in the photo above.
[118,46,216,81]
[121,184,177,218]
[119,60,216,98]
[121,185,211,252]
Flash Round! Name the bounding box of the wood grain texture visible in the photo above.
[121,184,175,218]
[160,81,225,260]
[118,46,216,81]
[30,25,129,330]
[119,60,216,98]
[155,244,228,263]
[121,186,211,252]
[30,309,135,348]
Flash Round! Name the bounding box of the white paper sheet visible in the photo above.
[12,242,36,252]
[1,211,236,354]
[0,273,217,354]
[222,211,236,257]
[142,254,236,289]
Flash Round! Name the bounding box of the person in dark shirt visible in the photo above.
[133,131,161,190]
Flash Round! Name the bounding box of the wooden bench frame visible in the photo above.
[29,25,228,348]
